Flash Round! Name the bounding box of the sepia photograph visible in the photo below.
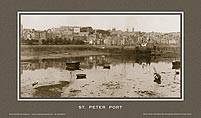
[18,12,183,100]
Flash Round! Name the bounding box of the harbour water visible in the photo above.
[20,53,181,98]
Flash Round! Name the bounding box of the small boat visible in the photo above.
[33,81,70,90]
[76,74,87,79]
[66,61,80,70]
[172,61,181,69]
[103,65,110,69]
[176,71,180,74]
[32,81,70,97]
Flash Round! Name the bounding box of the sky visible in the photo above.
[21,15,181,32]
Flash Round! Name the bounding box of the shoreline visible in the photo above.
[20,44,180,61]
[21,50,111,61]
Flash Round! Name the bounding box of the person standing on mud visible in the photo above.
[153,67,161,84]
[153,73,161,84]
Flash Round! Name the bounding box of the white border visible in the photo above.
[17,11,184,101]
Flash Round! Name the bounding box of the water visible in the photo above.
[20,55,181,98]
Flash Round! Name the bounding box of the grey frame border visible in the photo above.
[17,11,184,101]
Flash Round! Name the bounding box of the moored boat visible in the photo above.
[172,61,181,69]
[66,61,80,70]
[76,74,87,79]
[103,65,110,69]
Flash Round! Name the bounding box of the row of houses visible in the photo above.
[21,25,180,46]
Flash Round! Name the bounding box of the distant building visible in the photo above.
[38,31,47,40]
[21,28,48,44]
[111,30,122,37]
[88,34,96,45]
[73,27,80,33]
[22,29,34,40]
[80,27,93,33]
[104,36,112,45]
[20,25,180,46]
[126,28,129,32]
[79,32,89,37]
[46,29,53,39]
[132,28,134,32]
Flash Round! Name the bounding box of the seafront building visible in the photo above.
[21,25,180,46]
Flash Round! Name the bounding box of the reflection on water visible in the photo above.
[20,55,181,98]
[21,55,175,71]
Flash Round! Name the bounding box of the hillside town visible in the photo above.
[21,25,180,46]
